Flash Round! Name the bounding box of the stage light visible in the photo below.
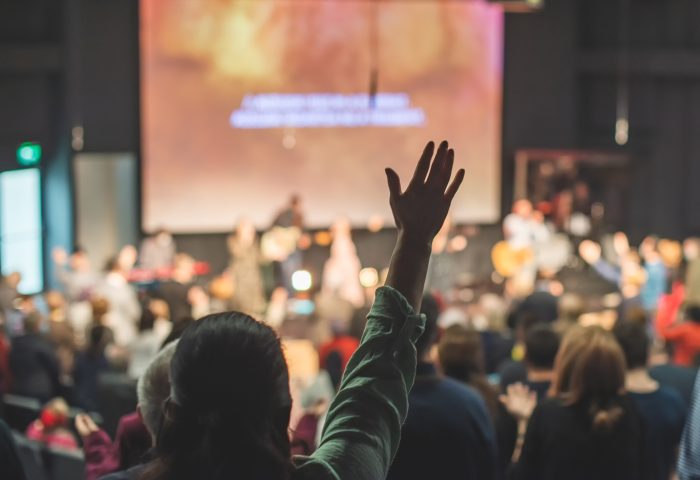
[16,142,42,166]
[292,270,312,292]
[615,118,629,145]
[449,235,468,252]
[72,126,84,151]
[359,267,379,288]
[314,231,332,247]
[367,214,384,233]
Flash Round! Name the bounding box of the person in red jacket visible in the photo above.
[662,305,700,367]
[656,279,685,337]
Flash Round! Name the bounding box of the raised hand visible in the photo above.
[613,231,630,258]
[579,239,602,265]
[75,413,100,438]
[384,141,465,311]
[499,382,537,421]
[385,141,465,246]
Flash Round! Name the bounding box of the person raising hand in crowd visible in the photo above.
[101,140,464,480]
[502,326,648,480]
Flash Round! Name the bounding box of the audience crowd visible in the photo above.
[0,141,699,479]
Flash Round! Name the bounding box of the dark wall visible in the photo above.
[77,0,140,152]
[501,0,577,216]
[503,0,700,241]
[0,0,73,286]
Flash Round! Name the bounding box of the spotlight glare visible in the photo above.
[359,267,379,288]
[291,270,312,292]
[615,118,629,145]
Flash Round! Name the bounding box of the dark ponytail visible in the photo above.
[553,327,628,433]
[589,401,624,432]
[140,312,294,480]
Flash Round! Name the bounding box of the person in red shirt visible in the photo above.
[318,330,359,390]
[662,305,700,367]
[656,279,685,336]
[26,397,79,450]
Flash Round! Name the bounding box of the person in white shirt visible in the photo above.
[95,258,141,347]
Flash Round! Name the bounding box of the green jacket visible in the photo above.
[294,286,425,480]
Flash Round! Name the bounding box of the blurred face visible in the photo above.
[684,239,700,260]
[156,231,172,245]
[513,200,533,217]
[45,291,65,310]
[118,245,138,271]
[70,252,90,272]
[640,237,657,259]
[621,252,640,274]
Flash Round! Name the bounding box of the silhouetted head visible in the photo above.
[524,324,560,371]
[513,199,533,217]
[67,246,87,270]
[686,305,700,324]
[613,321,649,370]
[553,326,627,432]
[39,398,70,432]
[23,312,43,334]
[143,312,292,480]
[437,325,485,383]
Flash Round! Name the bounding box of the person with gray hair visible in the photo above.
[137,341,178,438]
[75,341,178,480]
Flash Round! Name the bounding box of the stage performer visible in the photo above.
[139,228,176,271]
[227,218,266,316]
[322,218,365,308]
[267,195,306,293]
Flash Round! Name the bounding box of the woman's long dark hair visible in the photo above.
[140,312,293,480]
[552,326,627,432]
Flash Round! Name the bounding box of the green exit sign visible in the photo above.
[16,142,42,166]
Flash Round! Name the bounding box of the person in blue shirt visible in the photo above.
[639,236,668,315]
[613,321,686,480]
[387,294,498,480]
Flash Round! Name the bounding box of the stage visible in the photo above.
[172,224,618,307]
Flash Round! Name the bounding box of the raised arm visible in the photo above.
[579,240,622,285]
[384,140,464,311]
[297,140,464,479]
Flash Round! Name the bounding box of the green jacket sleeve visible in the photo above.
[294,286,425,480]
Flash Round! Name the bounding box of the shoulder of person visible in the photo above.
[441,377,490,406]
[656,385,688,409]
[531,396,566,417]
